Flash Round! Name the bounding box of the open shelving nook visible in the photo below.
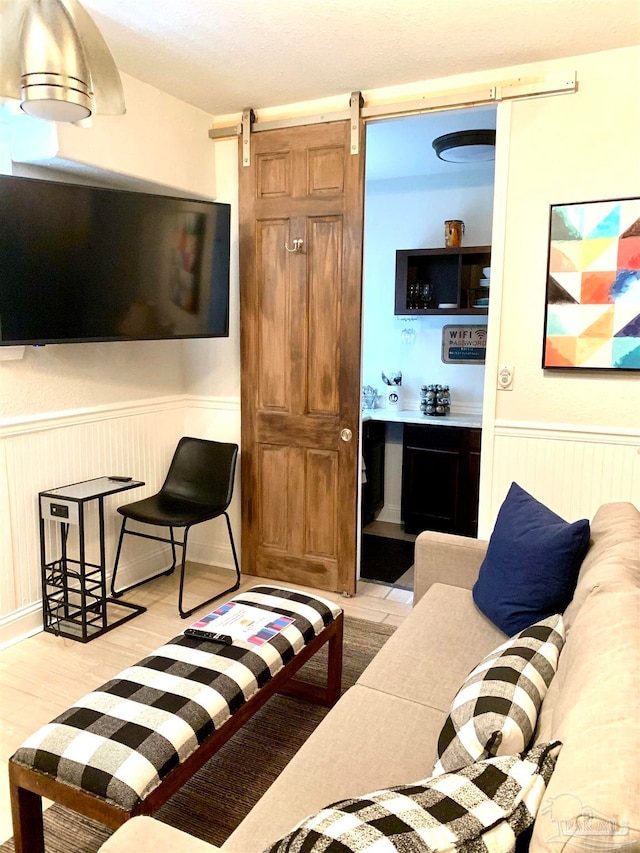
[395,245,491,315]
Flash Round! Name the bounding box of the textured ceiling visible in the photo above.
[81,0,640,117]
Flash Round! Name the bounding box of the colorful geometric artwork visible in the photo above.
[543,198,640,370]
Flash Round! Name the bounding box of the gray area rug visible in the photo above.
[1,617,394,853]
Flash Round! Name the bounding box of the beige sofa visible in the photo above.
[101,501,640,853]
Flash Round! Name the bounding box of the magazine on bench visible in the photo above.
[184,600,294,647]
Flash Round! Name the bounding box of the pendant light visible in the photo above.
[0,0,125,123]
[432,130,496,163]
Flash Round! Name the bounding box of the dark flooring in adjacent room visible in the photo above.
[360,521,416,589]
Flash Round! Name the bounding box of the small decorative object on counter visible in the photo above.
[381,370,402,386]
[420,384,451,416]
[362,386,378,410]
[382,370,402,410]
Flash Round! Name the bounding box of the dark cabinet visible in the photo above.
[361,420,386,527]
[395,246,491,315]
[401,425,481,537]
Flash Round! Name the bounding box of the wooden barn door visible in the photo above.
[239,120,365,594]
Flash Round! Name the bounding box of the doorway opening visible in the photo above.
[359,105,497,593]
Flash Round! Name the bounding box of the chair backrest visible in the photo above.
[161,437,238,510]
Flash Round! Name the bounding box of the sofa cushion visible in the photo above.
[265,742,561,853]
[532,588,640,853]
[472,482,590,635]
[357,583,506,713]
[99,816,218,853]
[434,615,565,775]
[223,685,447,853]
[561,501,640,632]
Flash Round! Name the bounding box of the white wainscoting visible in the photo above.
[182,395,242,568]
[485,421,640,534]
[0,395,241,647]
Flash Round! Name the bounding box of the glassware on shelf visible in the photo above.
[406,282,433,310]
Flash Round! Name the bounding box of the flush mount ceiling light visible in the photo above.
[432,129,496,163]
[0,0,125,123]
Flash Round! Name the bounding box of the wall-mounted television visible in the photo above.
[0,174,231,345]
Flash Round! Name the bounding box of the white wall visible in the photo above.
[9,73,217,199]
[0,340,185,419]
[495,48,640,430]
[480,46,640,531]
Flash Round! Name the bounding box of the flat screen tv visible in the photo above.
[0,174,231,345]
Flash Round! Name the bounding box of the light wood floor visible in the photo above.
[0,564,412,844]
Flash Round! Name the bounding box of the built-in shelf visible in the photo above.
[395,245,491,315]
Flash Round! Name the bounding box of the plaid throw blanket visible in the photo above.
[12,586,341,811]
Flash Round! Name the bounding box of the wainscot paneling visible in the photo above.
[486,421,640,534]
[183,395,242,568]
[0,395,243,648]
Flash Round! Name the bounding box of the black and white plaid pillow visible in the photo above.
[265,742,561,853]
[434,614,565,776]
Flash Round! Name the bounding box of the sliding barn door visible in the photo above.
[239,121,365,594]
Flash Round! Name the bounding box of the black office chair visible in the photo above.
[111,437,240,618]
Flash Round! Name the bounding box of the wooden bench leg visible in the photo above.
[325,611,344,706]
[278,613,344,707]
[10,769,44,853]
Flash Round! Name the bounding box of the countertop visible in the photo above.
[362,409,482,429]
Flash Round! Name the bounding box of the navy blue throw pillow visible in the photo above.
[472,482,591,635]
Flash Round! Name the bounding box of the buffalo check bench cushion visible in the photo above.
[11,586,341,811]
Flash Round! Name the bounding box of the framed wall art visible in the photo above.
[542,197,640,370]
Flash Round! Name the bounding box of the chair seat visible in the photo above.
[118,494,227,527]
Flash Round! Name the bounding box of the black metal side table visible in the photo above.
[39,477,146,642]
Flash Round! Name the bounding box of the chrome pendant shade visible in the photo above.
[0,0,125,122]
[432,129,496,163]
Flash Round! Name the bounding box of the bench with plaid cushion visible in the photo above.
[9,585,343,853]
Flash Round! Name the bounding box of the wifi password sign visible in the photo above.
[442,325,488,364]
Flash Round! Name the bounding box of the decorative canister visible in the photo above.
[444,220,465,248]
[386,386,402,410]
[420,384,451,416]
[381,370,402,410]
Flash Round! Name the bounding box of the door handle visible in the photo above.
[340,428,353,442]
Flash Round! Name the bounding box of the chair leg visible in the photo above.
[168,527,178,576]
[224,511,241,583]
[178,514,242,619]
[111,520,179,598]
[110,518,128,598]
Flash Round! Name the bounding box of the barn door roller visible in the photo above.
[211,93,363,167]
[241,107,256,167]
